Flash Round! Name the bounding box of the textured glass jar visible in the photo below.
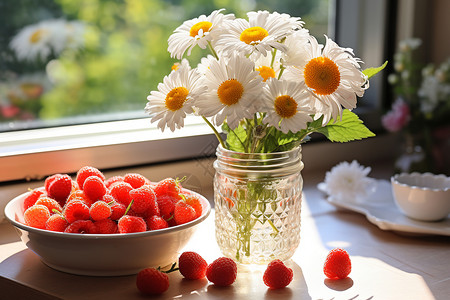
[213,145,304,264]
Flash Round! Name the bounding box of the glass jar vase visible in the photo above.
[213,145,304,264]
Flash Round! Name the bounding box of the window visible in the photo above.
[0,0,390,183]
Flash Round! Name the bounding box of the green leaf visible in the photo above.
[316,110,375,142]
[222,122,247,152]
[363,61,388,79]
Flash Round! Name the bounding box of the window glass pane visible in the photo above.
[0,0,329,132]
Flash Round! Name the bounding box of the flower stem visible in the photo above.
[201,115,226,149]
[207,41,219,60]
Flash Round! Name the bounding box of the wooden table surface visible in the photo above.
[1,170,449,300]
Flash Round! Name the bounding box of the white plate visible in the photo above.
[322,180,450,236]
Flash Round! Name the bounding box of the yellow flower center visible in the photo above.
[165,87,189,111]
[217,79,244,106]
[30,29,45,44]
[274,95,297,118]
[303,57,341,95]
[171,62,180,71]
[240,26,269,45]
[189,21,213,37]
[256,66,276,82]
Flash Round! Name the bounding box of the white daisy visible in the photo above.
[215,10,303,59]
[284,36,369,124]
[281,28,311,66]
[320,160,377,203]
[167,9,234,59]
[10,21,54,62]
[250,51,282,82]
[170,58,190,72]
[194,52,264,129]
[261,78,313,134]
[145,64,206,132]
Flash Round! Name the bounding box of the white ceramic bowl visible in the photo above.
[4,188,211,276]
[391,172,450,221]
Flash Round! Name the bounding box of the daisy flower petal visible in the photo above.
[145,64,206,132]
[167,9,234,59]
[284,35,368,124]
[215,10,303,59]
[194,52,264,129]
[261,78,314,134]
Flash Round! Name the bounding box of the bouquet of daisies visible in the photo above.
[145,9,385,153]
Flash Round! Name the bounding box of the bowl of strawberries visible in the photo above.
[4,166,211,276]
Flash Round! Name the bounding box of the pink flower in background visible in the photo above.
[381,97,410,132]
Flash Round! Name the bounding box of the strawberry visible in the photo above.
[76,166,105,190]
[136,268,170,295]
[117,215,147,233]
[156,194,177,219]
[178,251,208,280]
[83,176,107,201]
[154,177,182,198]
[174,200,196,225]
[23,189,44,210]
[104,175,124,188]
[45,214,68,232]
[63,200,90,224]
[323,248,352,279]
[124,173,149,189]
[183,194,202,219]
[206,257,237,286]
[146,215,168,231]
[129,185,157,214]
[263,259,293,289]
[46,174,72,205]
[109,181,133,206]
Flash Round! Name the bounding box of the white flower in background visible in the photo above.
[145,63,206,132]
[399,38,421,52]
[10,21,53,62]
[170,58,190,72]
[284,36,368,124]
[215,10,303,59]
[194,52,264,129]
[168,9,234,59]
[418,59,450,114]
[320,160,376,203]
[281,29,311,66]
[261,78,313,134]
[10,19,86,63]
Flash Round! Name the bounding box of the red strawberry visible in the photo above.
[156,194,177,219]
[104,175,124,188]
[263,259,293,289]
[76,166,105,190]
[110,201,127,221]
[89,201,112,221]
[129,185,157,214]
[45,214,68,232]
[23,189,44,210]
[46,174,72,205]
[35,196,63,214]
[206,257,237,286]
[24,204,50,229]
[94,218,118,234]
[183,194,202,219]
[83,176,107,201]
[154,178,182,198]
[323,248,352,279]
[109,182,133,206]
[64,219,97,234]
[174,200,196,225]
[63,200,90,223]
[118,215,147,233]
[136,268,169,295]
[124,173,149,189]
[179,251,208,280]
[146,215,168,230]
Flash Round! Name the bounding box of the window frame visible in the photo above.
[0,0,392,183]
